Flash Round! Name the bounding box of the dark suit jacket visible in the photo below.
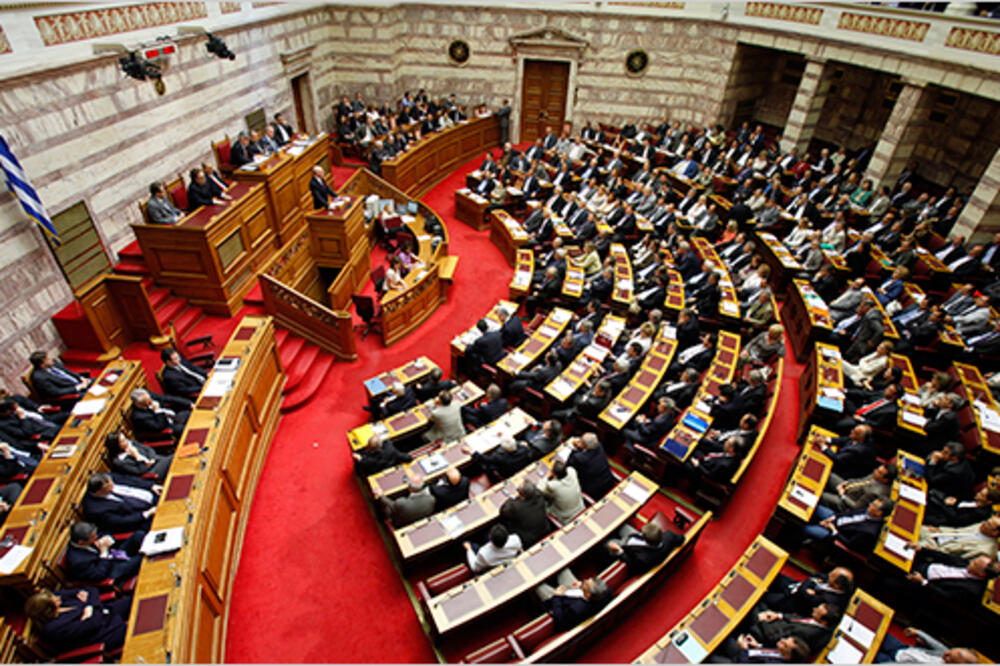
[160,359,206,397]
[697,451,741,481]
[39,588,128,652]
[430,476,470,511]
[309,175,336,209]
[468,330,505,367]
[474,445,533,479]
[924,489,992,527]
[30,364,83,400]
[766,573,849,617]
[230,140,258,167]
[737,382,767,416]
[186,180,217,211]
[923,409,960,449]
[832,509,883,553]
[65,536,141,584]
[568,447,617,498]
[82,474,156,532]
[499,493,550,546]
[461,398,507,429]
[824,437,877,480]
[753,615,832,652]
[129,393,191,434]
[913,550,986,604]
[545,593,602,632]
[502,317,526,347]
[618,530,683,575]
[414,378,457,403]
[630,411,675,444]
[381,387,418,418]
[925,458,975,499]
[354,439,411,476]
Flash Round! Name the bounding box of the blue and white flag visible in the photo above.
[0,133,60,245]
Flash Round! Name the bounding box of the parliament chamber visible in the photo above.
[3,1,1000,663]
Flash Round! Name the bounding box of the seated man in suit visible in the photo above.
[28,351,90,405]
[463,319,505,377]
[429,468,469,512]
[534,568,612,631]
[0,397,59,451]
[271,112,295,145]
[917,516,1000,560]
[924,485,1000,528]
[500,308,526,348]
[801,498,893,555]
[229,131,260,167]
[0,441,39,480]
[370,382,418,421]
[466,436,533,479]
[186,168,227,211]
[201,162,232,200]
[24,587,133,655]
[0,482,22,526]
[146,181,183,225]
[897,552,999,608]
[925,441,975,499]
[499,480,550,547]
[568,433,617,499]
[412,367,456,403]
[461,383,507,430]
[551,379,612,425]
[743,603,840,654]
[606,520,683,575]
[522,418,563,459]
[687,434,748,482]
[82,472,159,533]
[811,424,877,481]
[540,461,584,525]
[738,324,786,369]
[875,627,977,664]
[834,383,901,434]
[422,390,465,443]
[159,347,206,398]
[104,431,172,483]
[464,524,523,574]
[309,166,338,209]
[715,634,810,664]
[653,368,700,409]
[352,434,411,476]
[820,463,896,513]
[623,396,677,453]
[65,521,145,587]
[128,388,191,439]
[377,473,435,528]
[763,567,855,618]
[506,351,562,395]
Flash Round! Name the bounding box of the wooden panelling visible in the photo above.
[259,275,358,360]
[381,264,441,346]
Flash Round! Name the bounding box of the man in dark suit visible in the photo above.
[66,521,145,587]
[606,520,683,575]
[309,166,337,209]
[552,379,612,424]
[25,587,132,654]
[467,437,533,479]
[688,434,748,482]
[352,434,411,476]
[499,480,550,546]
[735,370,768,416]
[535,569,612,632]
[28,351,89,404]
[230,131,259,167]
[373,382,417,421]
[413,367,456,403]
[82,472,159,533]
[500,309,526,348]
[507,351,562,395]
[921,394,961,454]
[813,424,877,480]
[522,418,562,459]
[128,388,191,439]
[461,383,507,429]
[159,348,205,398]
[654,368,700,409]
[801,498,893,555]
[568,433,617,498]
[674,243,700,280]
[186,168,224,211]
[925,442,975,499]
[900,552,999,607]
[709,384,745,431]
[0,482,22,525]
[146,181,183,225]
[763,567,855,617]
[588,267,615,304]
[0,441,38,479]
[464,319,505,376]
[623,396,677,452]
[835,384,901,433]
[924,486,1000,527]
[272,112,294,145]
[746,603,839,653]
[429,468,470,512]
[0,397,59,449]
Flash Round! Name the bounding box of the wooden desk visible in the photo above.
[756,231,803,275]
[510,250,534,301]
[366,408,534,497]
[814,589,893,664]
[545,315,627,404]
[121,315,286,663]
[664,268,685,313]
[347,381,483,451]
[455,188,490,230]
[393,445,559,562]
[797,343,845,439]
[610,244,634,310]
[363,356,438,402]
[873,451,926,573]
[599,330,678,430]
[381,116,501,197]
[450,300,519,378]
[777,429,835,523]
[0,361,143,591]
[231,133,331,245]
[893,355,928,437]
[497,308,573,376]
[783,279,834,363]
[861,287,900,340]
[691,238,740,320]
[562,264,586,301]
[950,362,1000,456]
[633,536,788,664]
[132,181,277,315]
[425,472,657,635]
[489,209,530,267]
[900,283,964,350]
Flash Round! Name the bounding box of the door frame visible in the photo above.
[509,28,588,144]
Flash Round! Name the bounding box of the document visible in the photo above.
[883,532,916,562]
[623,481,648,505]
[0,545,32,575]
[550,310,571,324]
[71,398,106,417]
[790,484,819,508]
[672,632,708,663]
[721,300,740,315]
[538,325,559,339]
[826,636,864,664]
[419,453,449,475]
[440,513,464,538]
[88,383,109,397]
[901,410,927,428]
[897,483,926,505]
[551,378,575,397]
[840,617,876,648]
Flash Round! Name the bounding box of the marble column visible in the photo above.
[780,58,830,155]
[865,80,931,190]
[952,144,1000,242]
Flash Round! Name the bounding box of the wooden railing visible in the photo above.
[258,273,357,361]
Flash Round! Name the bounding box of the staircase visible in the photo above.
[275,328,336,413]
[114,240,151,276]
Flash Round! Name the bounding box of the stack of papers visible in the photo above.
[441,513,464,538]
[898,483,926,505]
[623,481,648,504]
[419,453,449,475]
[550,310,571,324]
[827,637,864,664]
[71,398,106,417]
[883,532,916,561]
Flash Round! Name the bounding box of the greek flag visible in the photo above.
[0,133,60,245]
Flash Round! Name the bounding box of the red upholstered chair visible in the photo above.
[510,614,556,655]
[462,636,522,663]
[424,563,472,597]
[165,175,188,212]
[212,135,234,176]
[599,559,630,593]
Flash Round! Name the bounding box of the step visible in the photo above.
[118,240,144,261]
[281,351,335,412]
[274,328,290,348]
[283,344,321,394]
[277,335,307,371]
[113,260,150,276]
[172,306,204,339]
[244,281,264,305]
[155,297,187,328]
[147,287,172,311]
[52,301,104,352]
[60,348,107,370]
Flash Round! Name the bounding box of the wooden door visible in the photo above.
[291,73,314,134]
[520,59,570,143]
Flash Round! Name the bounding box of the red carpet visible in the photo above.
[220,151,806,662]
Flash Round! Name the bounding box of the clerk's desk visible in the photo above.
[230,133,332,246]
[121,315,285,664]
[131,181,277,316]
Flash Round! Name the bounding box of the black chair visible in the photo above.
[352,294,382,340]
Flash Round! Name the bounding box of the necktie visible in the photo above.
[51,366,77,383]
[856,399,888,417]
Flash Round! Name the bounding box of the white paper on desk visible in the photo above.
[820,346,840,359]
[975,401,1000,433]
[898,483,926,505]
[616,279,633,291]
[883,532,916,561]
[721,300,739,315]
[550,310,571,324]
[840,617,876,648]
[694,399,712,415]
[826,636,864,664]
[372,422,389,437]
[459,187,471,194]
[623,481,648,504]
[611,403,632,420]
[538,325,559,339]
[901,411,927,428]
[508,352,529,367]
[440,513,464,538]
[88,383,108,397]
[672,631,709,663]
[465,433,493,455]
[485,318,502,332]
[901,393,921,406]
[821,387,845,400]
[285,145,305,156]
[663,325,677,339]
[555,445,572,463]
[71,398,106,416]
[0,545,32,574]
[419,452,449,475]
[790,484,819,508]
[417,234,431,242]
[552,378,575,397]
